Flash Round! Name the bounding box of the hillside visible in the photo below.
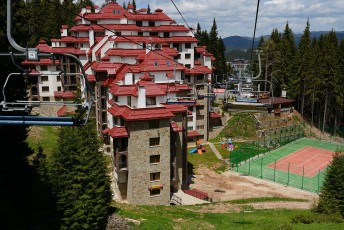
[224,31,344,51]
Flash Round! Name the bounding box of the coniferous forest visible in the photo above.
[257,20,344,137]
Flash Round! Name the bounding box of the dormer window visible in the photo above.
[154,61,159,67]
[113,10,121,14]
[166,61,171,67]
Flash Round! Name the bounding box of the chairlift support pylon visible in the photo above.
[0,0,92,126]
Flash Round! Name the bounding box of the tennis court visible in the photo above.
[235,138,343,193]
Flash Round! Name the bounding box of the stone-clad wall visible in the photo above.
[126,119,171,205]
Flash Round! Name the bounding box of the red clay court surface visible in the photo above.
[267,146,334,177]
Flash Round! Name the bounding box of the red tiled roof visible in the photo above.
[259,97,294,105]
[51,36,89,43]
[163,104,187,113]
[138,50,186,72]
[186,65,212,75]
[102,127,110,134]
[36,41,86,55]
[140,25,189,32]
[165,36,198,43]
[84,2,128,20]
[136,79,166,96]
[126,9,173,21]
[109,84,138,96]
[108,126,128,138]
[171,122,183,132]
[195,46,213,56]
[210,112,221,119]
[87,74,96,82]
[22,59,60,65]
[188,130,201,137]
[108,103,174,121]
[57,105,66,117]
[54,91,74,98]
[90,61,122,73]
[105,49,146,57]
[112,36,164,43]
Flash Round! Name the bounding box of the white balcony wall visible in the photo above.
[124,73,134,85]
[137,86,146,108]
[98,19,120,24]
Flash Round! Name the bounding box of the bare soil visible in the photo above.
[189,166,318,210]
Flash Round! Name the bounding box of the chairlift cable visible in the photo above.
[250,0,260,65]
[170,0,195,34]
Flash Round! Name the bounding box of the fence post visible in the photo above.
[248,158,251,175]
[317,169,320,193]
[236,163,238,172]
[301,166,304,190]
[260,157,263,179]
[273,160,276,182]
[287,162,290,186]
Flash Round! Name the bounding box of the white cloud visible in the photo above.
[93,0,344,38]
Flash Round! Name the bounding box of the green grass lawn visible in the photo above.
[113,199,344,230]
[187,145,227,173]
[26,126,60,156]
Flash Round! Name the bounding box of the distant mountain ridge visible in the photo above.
[224,31,344,50]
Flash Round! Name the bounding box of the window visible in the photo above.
[57,86,62,91]
[150,155,160,164]
[149,32,158,36]
[197,125,205,130]
[197,75,204,81]
[42,97,50,101]
[150,189,160,196]
[163,32,170,38]
[146,97,156,106]
[127,96,131,107]
[197,115,205,120]
[42,86,49,92]
[154,61,159,67]
[185,53,191,59]
[136,21,143,27]
[41,76,48,81]
[115,31,121,36]
[56,76,61,82]
[148,21,155,27]
[150,172,160,181]
[185,64,191,69]
[185,43,191,49]
[149,120,159,129]
[166,61,171,67]
[187,126,193,131]
[149,137,160,147]
[40,65,48,71]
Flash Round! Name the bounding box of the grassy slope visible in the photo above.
[113,200,344,230]
[26,126,60,156]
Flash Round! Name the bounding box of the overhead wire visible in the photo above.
[170,0,195,34]
[250,0,261,65]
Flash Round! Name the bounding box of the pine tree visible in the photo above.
[273,22,296,96]
[316,150,344,216]
[49,121,111,229]
[132,0,136,12]
[294,20,312,116]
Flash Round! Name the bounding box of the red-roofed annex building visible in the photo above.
[24,2,217,205]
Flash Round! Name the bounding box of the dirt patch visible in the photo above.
[190,166,318,203]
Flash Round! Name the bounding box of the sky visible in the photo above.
[94,0,344,38]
